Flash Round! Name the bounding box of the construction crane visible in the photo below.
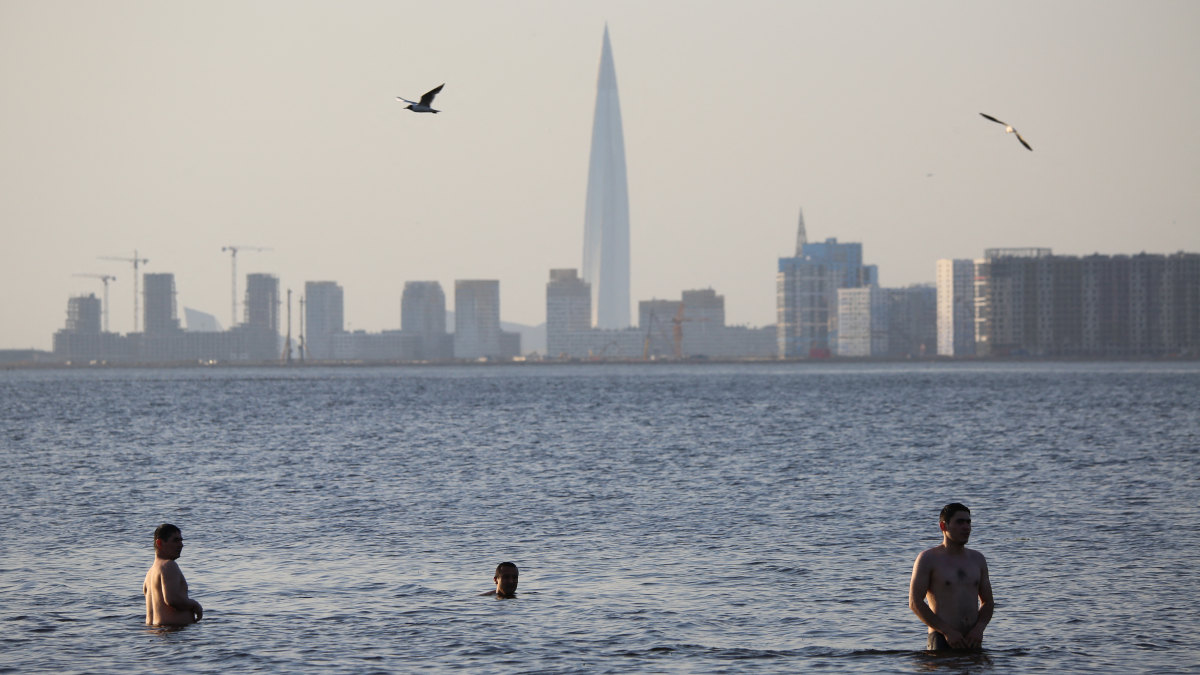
[642,310,674,360]
[72,273,117,332]
[671,304,710,359]
[643,303,708,359]
[281,288,293,364]
[99,250,149,332]
[298,295,306,362]
[221,245,271,327]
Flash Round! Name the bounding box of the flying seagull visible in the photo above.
[397,84,445,113]
[979,113,1032,151]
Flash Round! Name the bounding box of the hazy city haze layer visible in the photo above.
[1,1,1198,349]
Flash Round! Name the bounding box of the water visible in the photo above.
[2,362,1198,673]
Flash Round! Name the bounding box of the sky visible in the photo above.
[2,0,1198,350]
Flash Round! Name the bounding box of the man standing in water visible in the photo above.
[143,523,203,625]
[481,562,519,598]
[909,503,994,650]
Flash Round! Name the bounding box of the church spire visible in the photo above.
[795,207,807,256]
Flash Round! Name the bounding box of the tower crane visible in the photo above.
[643,303,708,359]
[282,288,293,364]
[72,273,117,332]
[99,250,149,332]
[670,304,711,359]
[221,245,271,327]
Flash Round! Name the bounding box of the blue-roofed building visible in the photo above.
[776,210,877,358]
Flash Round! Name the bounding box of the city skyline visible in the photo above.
[3,2,1198,350]
[42,246,1200,362]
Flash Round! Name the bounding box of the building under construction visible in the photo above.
[543,269,775,360]
[974,249,1200,357]
[53,273,280,363]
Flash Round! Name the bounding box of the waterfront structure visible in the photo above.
[835,284,935,358]
[305,281,344,360]
[401,281,452,360]
[777,212,878,358]
[454,280,519,360]
[183,308,222,332]
[544,271,773,360]
[936,259,976,356]
[836,286,889,356]
[640,290,775,359]
[582,26,631,329]
[332,330,419,361]
[143,273,181,336]
[66,294,101,334]
[677,288,774,358]
[887,284,937,358]
[639,298,682,357]
[53,293,133,361]
[974,249,1200,357]
[53,294,131,362]
[225,273,281,361]
[244,274,279,333]
[546,269,592,358]
[53,272,279,363]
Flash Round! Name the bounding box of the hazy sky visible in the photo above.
[2,1,1198,350]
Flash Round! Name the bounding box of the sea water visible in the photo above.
[1,362,1198,673]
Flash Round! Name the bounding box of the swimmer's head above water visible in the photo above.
[153,523,184,560]
[493,562,518,597]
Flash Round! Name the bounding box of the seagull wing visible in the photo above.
[979,112,1008,126]
[396,96,419,105]
[1014,131,1033,151]
[418,83,445,107]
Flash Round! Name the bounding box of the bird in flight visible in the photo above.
[397,84,445,113]
[979,113,1032,151]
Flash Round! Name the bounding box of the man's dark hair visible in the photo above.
[939,503,970,525]
[154,523,181,544]
[494,561,518,578]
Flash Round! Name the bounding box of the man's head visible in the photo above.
[154,523,184,560]
[939,503,971,544]
[493,562,518,597]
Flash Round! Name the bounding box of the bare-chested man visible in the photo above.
[143,523,203,626]
[909,503,994,651]
[480,562,518,598]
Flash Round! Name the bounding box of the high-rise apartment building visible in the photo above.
[582,26,631,329]
[454,280,502,359]
[974,249,1200,356]
[936,259,976,356]
[887,284,937,358]
[681,289,725,327]
[244,274,279,334]
[402,281,452,360]
[546,270,591,358]
[143,273,181,336]
[777,213,877,358]
[305,281,344,360]
[66,294,102,334]
[836,286,889,356]
[53,293,132,361]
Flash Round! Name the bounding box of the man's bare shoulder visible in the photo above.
[965,547,988,566]
[916,545,949,562]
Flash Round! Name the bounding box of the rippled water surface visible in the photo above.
[2,362,1198,673]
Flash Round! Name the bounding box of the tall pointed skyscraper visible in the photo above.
[794,207,807,256]
[582,26,631,329]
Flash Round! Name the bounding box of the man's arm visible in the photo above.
[965,555,994,648]
[908,551,964,647]
[160,562,203,621]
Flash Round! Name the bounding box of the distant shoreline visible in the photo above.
[2,354,1197,370]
